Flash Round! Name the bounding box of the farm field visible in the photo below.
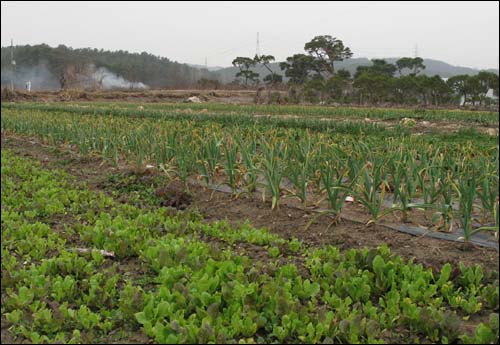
[1,101,499,344]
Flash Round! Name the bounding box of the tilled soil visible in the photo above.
[2,134,498,271]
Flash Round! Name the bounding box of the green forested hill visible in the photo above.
[2,44,498,90]
[1,44,218,90]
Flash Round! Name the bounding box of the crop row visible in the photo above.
[1,150,499,343]
[2,107,498,242]
[0,103,398,137]
[3,103,500,135]
[6,101,499,125]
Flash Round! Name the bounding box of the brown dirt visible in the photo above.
[2,134,498,272]
[1,316,20,344]
[3,88,498,111]
[0,88,275,104]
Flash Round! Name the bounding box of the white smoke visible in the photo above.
[93,67,148,90]
[2,63,149,91]
[1,60,60,91]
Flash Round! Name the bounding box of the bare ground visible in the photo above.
[2,134,498,271]
[0,88,275,104]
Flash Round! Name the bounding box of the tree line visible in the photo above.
[231,35,499,107]
[1,41,498,108]
[1,44,219,90]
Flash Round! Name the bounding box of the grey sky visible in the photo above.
[2,1,499,69]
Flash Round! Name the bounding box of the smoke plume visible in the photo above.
[93,67,148,90]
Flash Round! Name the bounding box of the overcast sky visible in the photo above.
[1,1,499,69]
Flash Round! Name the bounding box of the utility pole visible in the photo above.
[256,32,260,58]
[205,56,208,69]
[10,39,16,91]
[414,44,419,58]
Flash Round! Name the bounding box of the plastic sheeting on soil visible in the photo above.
[194,179,499,251]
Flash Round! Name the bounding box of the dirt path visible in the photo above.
[2,134,498,271]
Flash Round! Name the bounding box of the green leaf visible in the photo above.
[135,311,150,325]
[437,263,452,287]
